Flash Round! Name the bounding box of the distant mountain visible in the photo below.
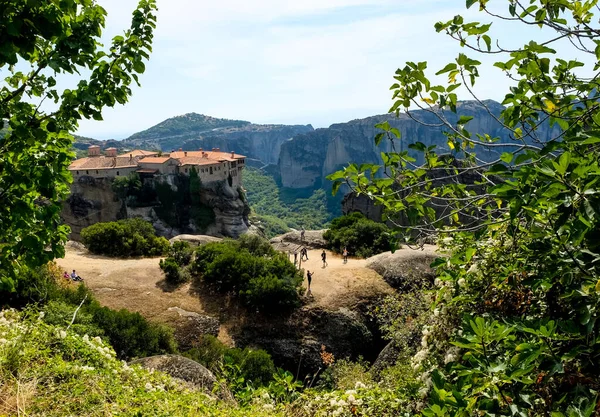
[118,113,313,166]
[276,100,559,189]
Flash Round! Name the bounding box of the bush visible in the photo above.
[81,218,170,258]
[159,258,186,285]
[184,335,276,387]
[191,238,303,313]
[323,213,394,258]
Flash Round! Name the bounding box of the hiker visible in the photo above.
[300,227,305,242]
[294,252,298,267]
[300,247,309,261]
[321,250,327,268]
[306,270,313,294]
[343,247,348,264]
[63,271,70,280]
[71,270,83,282]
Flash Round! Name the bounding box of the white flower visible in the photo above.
[457,278,466,287]
[38,311,45,320]
[330,399,337,407]
[418,387,429,399]
[347,394,356,404]
[262,404,274,411]
[467,263,479,274]
[0,338,6,345]
[59,330,67,339]
[434,278,442,287]
[83,334,89,342]
[444,353,456,364]
[433,309,440,317]
[355,381,366,389]
[337,400,348,407]
[345,390,356,395]
[93,336,103,345]
[261,391,270,400]
[421,336,428,348]
[144,382,154,391]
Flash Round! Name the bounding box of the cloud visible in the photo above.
[74,0,533,138]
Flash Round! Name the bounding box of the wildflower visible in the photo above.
[345,390,356,395]
[347,394,356,404]
[355,381,366,389]
[261,391,270,400]
[457,278,466,287]
[262,404,274,411]
[59,330,67,339]
[144,382,154,391]
[38,311,45,320]
[433,309,440,317]
[467,263,479,274]
[83,334,89,342]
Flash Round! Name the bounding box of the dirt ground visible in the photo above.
[55,247,394,342]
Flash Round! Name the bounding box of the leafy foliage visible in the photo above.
[81,218,170,257]
[185,335,276,388]
[323,213,394,258]
[159,241,194,285]
[0,0,157,291]
[329,1,600,415]
[191,237,303,313]
[244,167,333,237]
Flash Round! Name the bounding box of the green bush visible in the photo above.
[81,218,170,258]
[170,241,194,266]
[323,213,394,258]
[184,335,275,387]
[191,238,302,313]
[159,257,187,285]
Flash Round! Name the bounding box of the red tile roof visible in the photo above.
[118,149,159,158]
[69,156,138,170]
[138,157,173,164]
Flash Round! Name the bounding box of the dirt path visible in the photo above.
[56,246,393,326]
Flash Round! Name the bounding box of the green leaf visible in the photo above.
[500,152,513,164]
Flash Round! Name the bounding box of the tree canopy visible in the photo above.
[0,0,157,290]
[330,0,600,415]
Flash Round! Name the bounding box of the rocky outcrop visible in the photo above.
[269,230,327,249]
[169,235,223,246]
[236,306,377,377]
[63,176,250,241]
[342,193,384,223]
[277,100,558,189]
[371,341,402,376]
[201,181,250,238]
[167,307,220,350]
[366,246,438,292]
[130,355,235,403]
[183,124,314,166]
[61,176,125,241]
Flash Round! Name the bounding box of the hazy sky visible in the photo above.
[69,0,583,139]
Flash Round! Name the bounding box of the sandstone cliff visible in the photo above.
[62,174,250,240]
[277,100,558,189]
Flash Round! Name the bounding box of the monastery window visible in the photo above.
[96,170,99,174]
[76,171,79,175]
[86,170,89,175]
[185,168,188,173]
[210,167,213,175]
[116,171,120,176]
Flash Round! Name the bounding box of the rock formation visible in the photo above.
[277,100,558,190]
[130,355,235,403]
[366,246,438,292]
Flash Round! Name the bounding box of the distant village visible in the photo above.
[69,145,246,187]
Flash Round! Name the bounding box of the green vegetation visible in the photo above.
[329,1,600,415]
[81,218,170,258]
[159,241,194,285]
[244,167,333,237]
[0,0,156,291]
[0,310,276,417]
[323,213,394,258]
[191,235,303,313]
[185,335,276,387]
[0,263,176,361]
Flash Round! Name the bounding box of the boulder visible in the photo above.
[371,341,402,376]
[130,355,235,403]
[169,234,223,246]
[270,229,327,249]
[167,307,220,350]
[366,246,438,292]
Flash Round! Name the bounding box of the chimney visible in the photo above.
[231,151,235,158]
[179,148,183,152]
[105,147,117,157]
[184,151,188,157]
[215,148,220,152]
[198,148,203,152]
[129,153,133,161]
[203,152,208,158]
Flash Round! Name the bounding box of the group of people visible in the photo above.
[63,269,83,282]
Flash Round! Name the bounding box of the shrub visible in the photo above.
[159,258,187,285]
[191,238,303,312]
[81,218,170,258]
[184,335,276,387]
[323,213,393,258]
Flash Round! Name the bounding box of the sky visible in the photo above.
[65,0,588,139]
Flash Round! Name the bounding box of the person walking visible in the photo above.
[321,250,328,268]
[300,227,305,242]
[343,247,348,264]
[301,247,309,261]
[306,270,313,295]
